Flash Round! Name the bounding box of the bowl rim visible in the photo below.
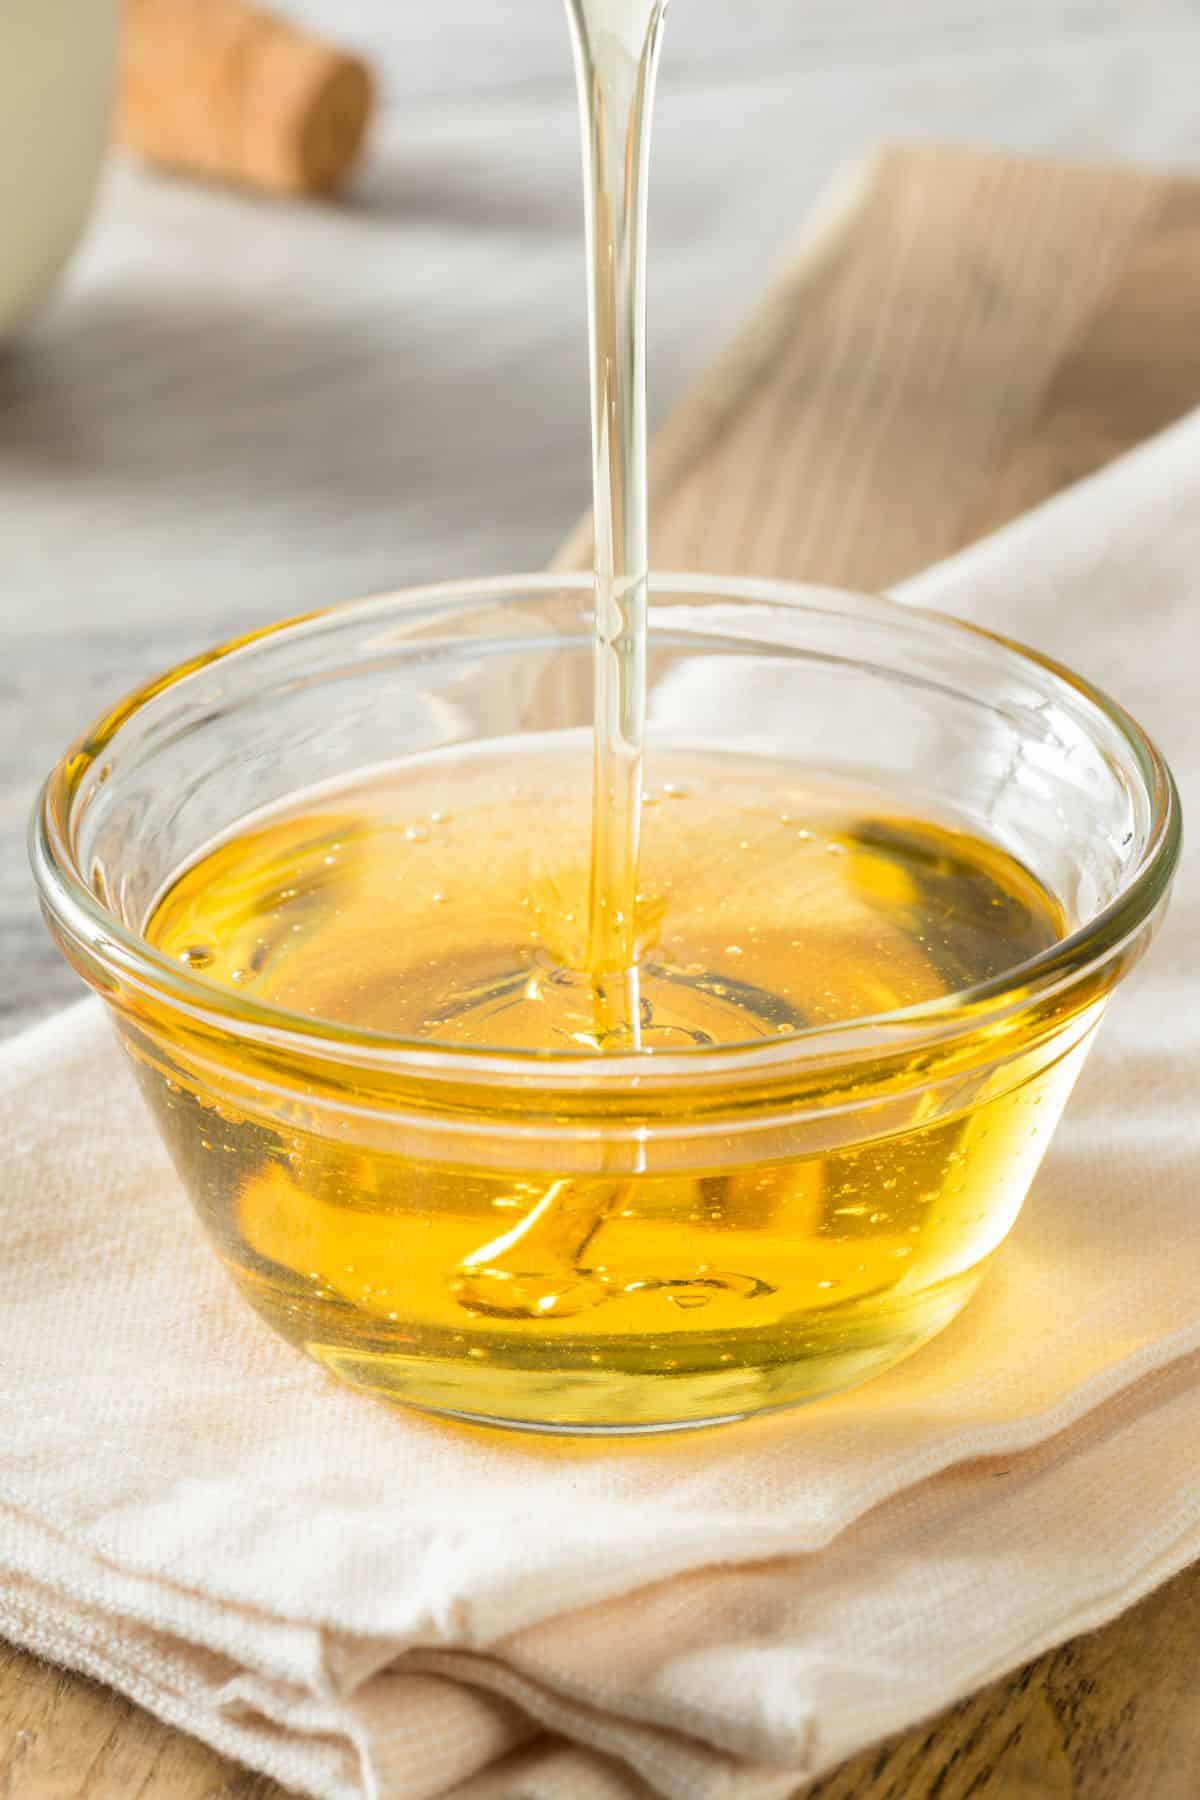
[31,570,1182,1092]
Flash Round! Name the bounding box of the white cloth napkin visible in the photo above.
[3,407,1199,1800]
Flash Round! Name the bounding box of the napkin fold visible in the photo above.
[3,407,1199,1800]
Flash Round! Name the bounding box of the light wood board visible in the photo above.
[4,142,1200,1799]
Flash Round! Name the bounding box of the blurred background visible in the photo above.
[6,0,1200,1026]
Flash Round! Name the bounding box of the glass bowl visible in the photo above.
[31,574,1180,1432]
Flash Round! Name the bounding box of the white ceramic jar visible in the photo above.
[0,0,116,335]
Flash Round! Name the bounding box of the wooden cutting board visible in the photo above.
[4,142,1200,1799]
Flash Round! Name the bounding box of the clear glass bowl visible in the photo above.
[32,575,1180,1432]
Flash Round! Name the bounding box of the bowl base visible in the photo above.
[267,1266,986,1434]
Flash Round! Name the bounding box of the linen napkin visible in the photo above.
[3,405,1199,1800]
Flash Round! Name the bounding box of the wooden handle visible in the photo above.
[117,0,374,198]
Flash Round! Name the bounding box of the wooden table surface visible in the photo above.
[4,142,1200,1797]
